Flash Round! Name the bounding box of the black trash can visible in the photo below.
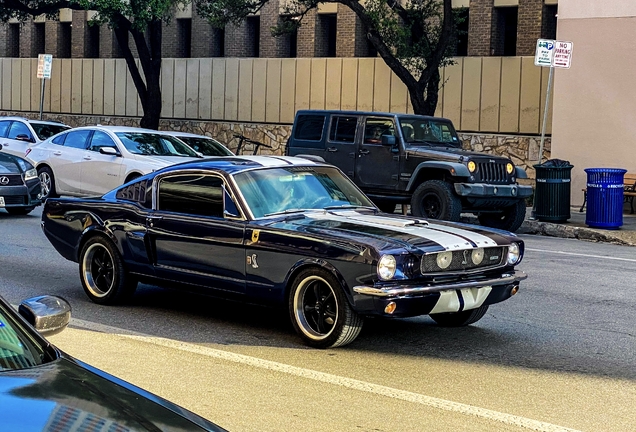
[584,168,627,229]
[533,159,573,223]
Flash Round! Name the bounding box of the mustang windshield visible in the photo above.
[116,132,199,157]
[398,117,461,147]
[234,166,375,218]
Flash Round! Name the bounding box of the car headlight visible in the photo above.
[467,161,476,173]
[436,251,453,269]
[471,248,484,265]
[506,163,514,174]
[378,255,397,280]
[24,168,37,181]
[507,243,521,265]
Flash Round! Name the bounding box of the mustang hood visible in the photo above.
[271,210,511,252]
[0,357,223,431]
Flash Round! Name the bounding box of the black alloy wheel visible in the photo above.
[289,268,363,349]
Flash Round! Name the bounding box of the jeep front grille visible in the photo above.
[421,247,506,273]
[477,162,508,183]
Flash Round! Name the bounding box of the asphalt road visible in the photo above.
[1,207,635,432]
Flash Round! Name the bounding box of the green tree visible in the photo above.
[197,0,461,115]
[0,0,183,129]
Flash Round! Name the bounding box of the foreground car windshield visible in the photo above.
[234,166,375,218]
[178,137,234,156]
[116,132,199,157]
[0,304,46,370]
[399,117,461,147]
[30,123,70,140]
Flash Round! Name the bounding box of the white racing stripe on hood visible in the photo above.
[424,221,499,248]
[306,211,476,251]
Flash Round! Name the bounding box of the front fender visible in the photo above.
[283,258,354,305]
[406,161,470,191]
[515,166,528,179]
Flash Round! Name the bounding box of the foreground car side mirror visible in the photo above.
[16,134,35,143]
[99,146,120,156]
[18,295,71,337]
[381,135,396,146]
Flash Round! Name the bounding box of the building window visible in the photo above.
[86,24,100,58]
[316,14,337,57]
[246,16,260,57]
[542,5,558,40]
[177,18,192,58]
[455,8,469,57]
[288,27,297,58]
[212,27,225,57]
[34,23,45,56]
[60,23,72,58]
[493,6,517,56]
[8,24,20,57]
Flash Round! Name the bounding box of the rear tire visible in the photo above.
[478,200,527,232]
[6,207,35,216]
[430,305,489,327]
[37,166,58,200]
[289,268,363,348]
[411,180,462,221]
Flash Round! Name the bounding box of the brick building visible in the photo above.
[0,0,558,59]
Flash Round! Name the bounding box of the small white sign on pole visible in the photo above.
[534,39,555,67]
[551,41,573,69]
[37,54,53,79]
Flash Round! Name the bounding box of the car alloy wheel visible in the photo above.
[82,242,115,299]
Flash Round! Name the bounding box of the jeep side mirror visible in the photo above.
[381,135,396,146]
[16,134,35,143]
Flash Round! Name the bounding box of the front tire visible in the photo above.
[430,305,489,327]
[289,268,363,348]
[79,236,137,305]
[411,180,462,221]
[37,166,58,199]
[478,200,527,232]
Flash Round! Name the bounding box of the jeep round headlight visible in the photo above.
[467,161,476,173]
[24,168,37,181]
[436,251,453,269]
[507,243,521,265]
[378,255,397,280]
[506,163,514,174]
[471,248,484,265]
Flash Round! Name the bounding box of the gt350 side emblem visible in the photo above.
[247,254,259,269]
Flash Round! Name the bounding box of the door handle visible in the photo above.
[83,156,92,160]
[53,151,62,156]
[358,149,370,155]
[327,147,338,152]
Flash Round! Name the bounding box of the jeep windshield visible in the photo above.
[398,117,461,148]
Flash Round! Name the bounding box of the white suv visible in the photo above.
[26,125,203,199]
[0,117,71,158]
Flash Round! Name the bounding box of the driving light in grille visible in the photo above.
[507,243,521,265]
[436,251,453,269]
[378,255,397,280]
[471,248,484,265]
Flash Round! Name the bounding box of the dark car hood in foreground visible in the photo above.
[265,210,512,252]
[0,357,225,432]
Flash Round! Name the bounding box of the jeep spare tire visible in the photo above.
[411,180,462,221]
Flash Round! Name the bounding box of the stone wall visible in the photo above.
[4,111,549,180]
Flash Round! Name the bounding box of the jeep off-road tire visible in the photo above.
[478,200,527,232]
[411,180,462,221]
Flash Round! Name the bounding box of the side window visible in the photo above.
[0,121,11,138]
[293,115,325,142]
[51,133,68,146]
[158,174,225,218]
[88,131,118,152]
[364,118,395,144]
[63,130,92,150]
[329,116,358,143]
[7,122,33,141]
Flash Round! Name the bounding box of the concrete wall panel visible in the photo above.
[173,60,187,118]
[265,59,281,123]
[224,59,239,121]
[441,59,463,126]
[310,58,326,110]
[480,57,502,133]
[460,57,482,131]
[82,59,93,114]
[161,59,175,118]
[519,57,542,134]
[211,59,225,120]
[186,59,200,119]
[499,57,522,133]
[252,59,267,122]
[238,59,254,121]
[71,59,82,114]
[373,59,391,113]
[325,58,342,111]
[295,58,311,113]
[357,58,375,112]
[198,58,213,120]
[280,59,296,123]
[341,58,358,111]
[114,59,127,116]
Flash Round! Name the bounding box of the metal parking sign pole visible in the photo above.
[36,54,53,120]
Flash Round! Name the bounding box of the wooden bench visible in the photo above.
[579,173,636,213]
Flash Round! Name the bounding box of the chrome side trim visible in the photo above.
[353,271,527,297]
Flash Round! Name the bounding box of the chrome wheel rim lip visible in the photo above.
[82,243,114,298]
[293,275,338,341]
[39,172,51,197]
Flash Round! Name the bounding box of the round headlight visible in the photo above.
[378,255,397,280]
[506,163,514,174]
[471,248,484,265]
[467,161,476,173]
[436,251,453,269]
[507,243,521,265]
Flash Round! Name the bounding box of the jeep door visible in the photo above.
[355,116,400,190]
[323,115,358,178]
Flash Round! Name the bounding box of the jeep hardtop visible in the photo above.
[285,110,532,232]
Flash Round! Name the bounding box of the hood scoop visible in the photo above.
[321,210,429,228]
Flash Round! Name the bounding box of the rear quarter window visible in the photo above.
[293,115,326,146]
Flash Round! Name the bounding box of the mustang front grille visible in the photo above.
[421,247,506,273]
[477,162,507,183]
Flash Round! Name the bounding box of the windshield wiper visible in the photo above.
[324,205,378,211]
[264,208,309,217]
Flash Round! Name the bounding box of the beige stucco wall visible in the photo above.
[551,1,636,205]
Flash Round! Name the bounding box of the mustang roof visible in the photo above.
[157,155,324,175]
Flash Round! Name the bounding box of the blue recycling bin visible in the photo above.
[584,168,627,229]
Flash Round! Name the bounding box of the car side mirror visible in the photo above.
[16,134,35,143]
[18,295,71,337]
[99,147,120,156]
[381,135,396,146]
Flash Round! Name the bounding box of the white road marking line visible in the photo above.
[70,317,580,432]
[526,248,636,263]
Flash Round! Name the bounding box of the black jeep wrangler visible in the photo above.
[286,110,532,232]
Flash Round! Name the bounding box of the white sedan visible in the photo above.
[26,125,203,199]
[0,116,71,158]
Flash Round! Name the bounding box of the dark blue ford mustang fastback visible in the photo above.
[42,156,527,348]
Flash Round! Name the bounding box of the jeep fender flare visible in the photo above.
[515,166,528,179]
[406,162,470,191]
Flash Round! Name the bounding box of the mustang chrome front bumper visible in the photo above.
[353,271,527,297]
